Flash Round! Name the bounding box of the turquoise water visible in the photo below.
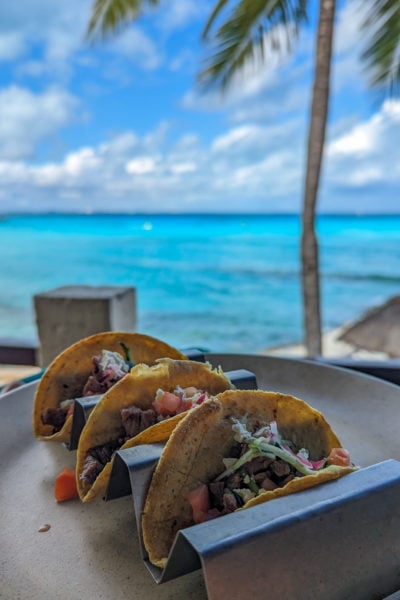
[1,213,399,353]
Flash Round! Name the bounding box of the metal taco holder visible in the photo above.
[68,394,102,450]
[107,445,400,597]
[99,362,400,597]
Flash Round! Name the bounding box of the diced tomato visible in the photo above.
[54,467,78,502]
[327,448,351,467]
[188,484,210,524]
[153,391,182,416]
[179,392,209,413]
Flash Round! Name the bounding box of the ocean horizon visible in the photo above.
[1,212,399,354]
[2,211,400,216]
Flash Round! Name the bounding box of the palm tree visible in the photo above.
[87,0,400,356]
[302,0,335,356]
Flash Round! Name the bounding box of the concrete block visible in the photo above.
[34,285,136,366]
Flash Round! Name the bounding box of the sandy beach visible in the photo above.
[261,324,390,360]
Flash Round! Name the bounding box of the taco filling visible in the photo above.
[80,386,213,487]
[34,332,187,445]
[41,349,132,433]
[188,417,351,523]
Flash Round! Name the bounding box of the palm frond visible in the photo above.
[203,0,232,40]
[87,0,160,41]
[361,0,400,95]
[199,0,308,90]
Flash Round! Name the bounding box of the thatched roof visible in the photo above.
[338,296,400,357]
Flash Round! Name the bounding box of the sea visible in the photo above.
[1,213,399,354]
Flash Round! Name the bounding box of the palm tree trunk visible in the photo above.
[301,0,336,357]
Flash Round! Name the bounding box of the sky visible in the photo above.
[0,0,399,214]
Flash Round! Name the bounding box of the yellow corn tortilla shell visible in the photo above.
[142,389,357,568]
[33,332,186,443]
[76,358,234,502]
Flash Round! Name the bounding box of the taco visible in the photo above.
[33,332,186,444]
[142,389,357,568]
[76,358,234,502]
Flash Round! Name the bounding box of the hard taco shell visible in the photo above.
[142,389,357,568]
[76,358,234,502]
[33,332,186,443]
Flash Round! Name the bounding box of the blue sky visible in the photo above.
[0,0,399,214]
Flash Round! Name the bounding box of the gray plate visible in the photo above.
[1,354,400,600]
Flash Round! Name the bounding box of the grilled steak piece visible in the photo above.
[89,441,120,465]
[82,375,106,396]
[245,455,274,474]
[270,459,292,481]
[225,472,241,489]
[81,403,159,489]
[209,481,225,509]
[120,406,157,438]
[223,489,239,512]
[260,476,279,491]
[41,407,68,431]
[80,440,123,486]
[80,454,103,485]
[82,355,127,396]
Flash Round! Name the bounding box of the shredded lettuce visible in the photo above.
[118,342,133,364]
[98,350,131,377]
[216,418,325,481]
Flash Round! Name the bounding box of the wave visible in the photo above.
[199,267,400,284]
[133,262,400,284]
[325,272,400,283]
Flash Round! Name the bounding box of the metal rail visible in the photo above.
[0,338,38,366]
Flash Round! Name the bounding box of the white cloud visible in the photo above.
[0,86,79,160]
[0,0,167,79]
[170,162,196,174]
[0,31,26,61]
[111,28,162,70]
[169,47,197,72]
[326,99,400,190]
[17,60,45,77]
[0,160,29,184]
[346,166,383,186]
[99,133,138,155]
[329,123,375,157]
[157,0,205,33]
[1,93,398,214]
[126,156,157,174]
[384,99,400,119]
[328,100,400,160]
[212,125,257,152]
[0,0,92,77]
[0,114,304,213]
[334,0,366,55]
